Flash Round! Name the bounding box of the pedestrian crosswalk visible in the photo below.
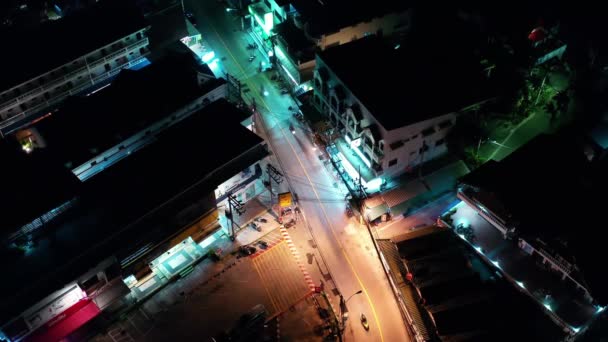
[251,229,313,319]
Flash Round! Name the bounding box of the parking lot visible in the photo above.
[91,226,313,341]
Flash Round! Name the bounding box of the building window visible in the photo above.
[435,138,445,146]
[388,158,398,167]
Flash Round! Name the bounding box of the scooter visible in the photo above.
[293,112,303,121]
[346,203,354,217]
[360,314,369,331]
[250,222,262,232]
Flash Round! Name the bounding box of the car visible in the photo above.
[257,240,268,249]
[185,12,197,26]
[279,207,295,225]
[239,245,257,256]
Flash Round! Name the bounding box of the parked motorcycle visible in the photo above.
[293,112,303,121]
[346,203,354,217]
[250,222,262,232]
[254,217,268,223]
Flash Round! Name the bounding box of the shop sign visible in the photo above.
[278,192,293,208]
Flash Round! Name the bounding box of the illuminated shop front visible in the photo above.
[180,34,222,77]
[1,284,100,342]
[327,137,384,195]
[248,2,275,66]
[149,237,205,279]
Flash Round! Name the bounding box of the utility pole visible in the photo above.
[265,164,284,205]
[357,165,367,199]
[227,194,245,241]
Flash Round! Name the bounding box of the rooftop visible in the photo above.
[0,0,148,91]
[0,139,81,238]
[275,19,315,63]
[459,133,608,304]
[395,227,566,340]
[26,51,225,168]
[317,35,490,130]
[290,0,408,38]
[0,99,267,322]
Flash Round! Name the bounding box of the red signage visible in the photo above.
[25,299,100,342]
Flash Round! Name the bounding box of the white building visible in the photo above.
[314,37,490,189]
[247,0,410,91]
[0,0,150,136]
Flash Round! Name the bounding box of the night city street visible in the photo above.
[1,1,608,342]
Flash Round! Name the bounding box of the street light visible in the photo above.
[339,290,363,333]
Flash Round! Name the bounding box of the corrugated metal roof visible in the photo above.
[383,180,427,208]
[364,195,385,208]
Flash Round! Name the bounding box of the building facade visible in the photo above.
[247,0,410,92]
[313,53,455,189]
[0,1,150,135]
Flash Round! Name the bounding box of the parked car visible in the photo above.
[279,207,295,226]
[239,245,257,256]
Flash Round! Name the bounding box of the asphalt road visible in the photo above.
[186,2,411,341]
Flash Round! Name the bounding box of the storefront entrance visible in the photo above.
[149,237,205,280]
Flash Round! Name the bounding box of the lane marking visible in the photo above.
[203,11,385,341]
[252,255,281,314]
[267,112,386,342]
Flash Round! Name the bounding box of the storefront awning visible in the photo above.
[366,203,389,222]
[25,299,100,342]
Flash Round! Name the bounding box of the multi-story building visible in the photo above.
[0,0,150,136]
[0,98,269,342]
[16,48,228,182]
[247,0,410,91]
[314,36,491,190]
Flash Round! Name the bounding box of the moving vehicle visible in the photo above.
[360,313,369,331]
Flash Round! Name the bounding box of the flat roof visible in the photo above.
[0,0,148,91]
[0,99,266,323]
[275,20,315,62]
[0,139,81,237]
[291,0,408,38]
[396,228,566,340]
[28,52,225,167]
[459,133,608,303]
[318,36,489,130]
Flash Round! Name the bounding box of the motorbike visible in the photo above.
[254,217,268,223]
[247,43,257,49]
[250,222,262,232]
[293,112,303,121]
[360,314,369,331]
[248,55,256,62]
[289,124,296,135]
